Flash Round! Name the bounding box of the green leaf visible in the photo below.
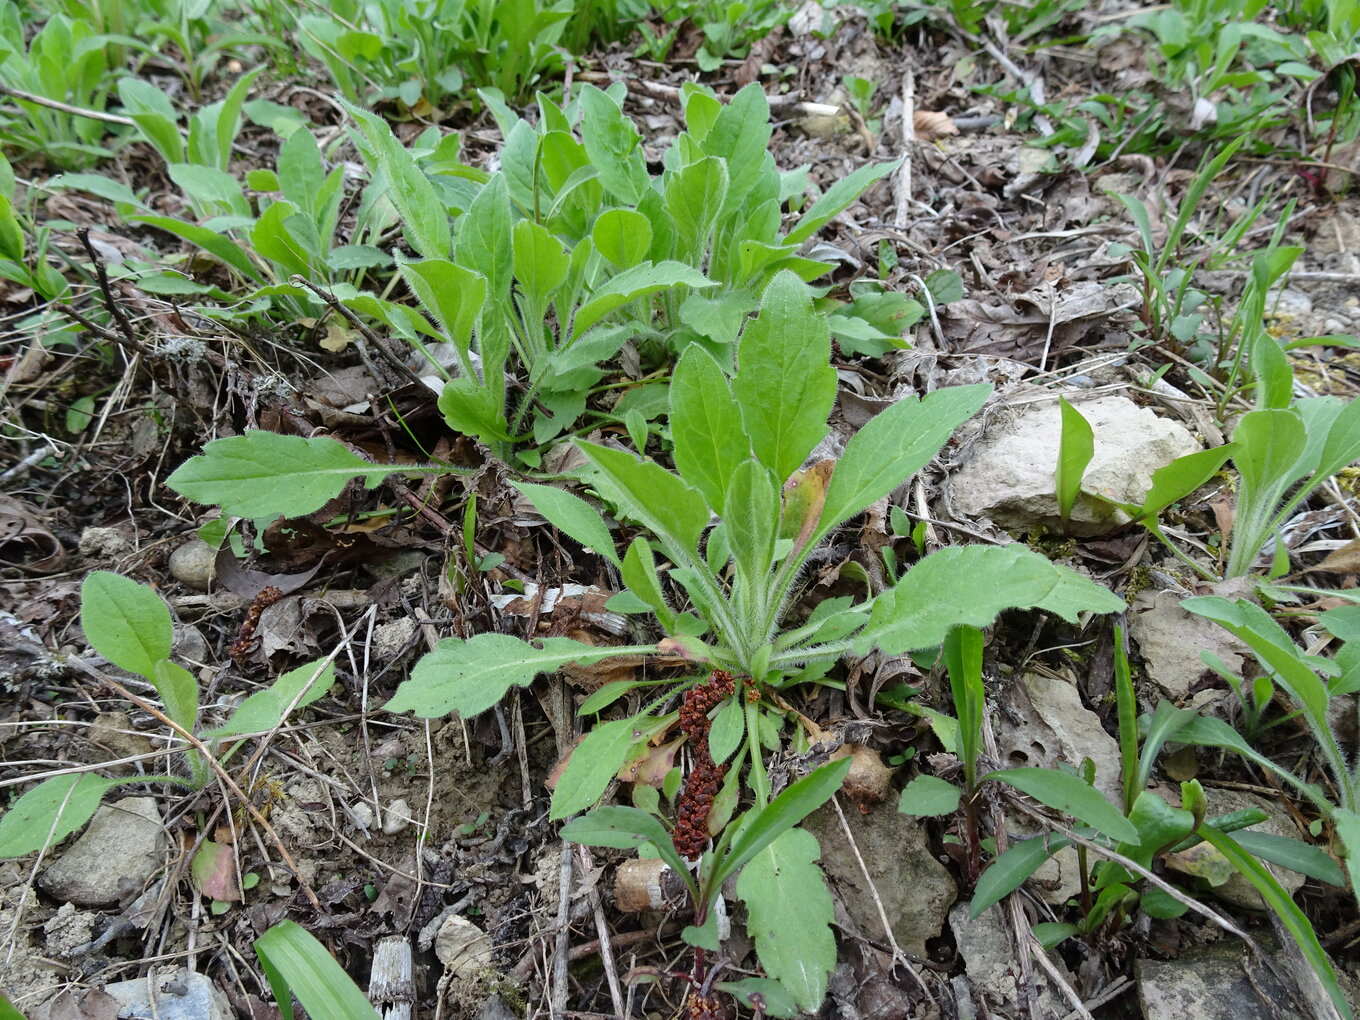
[711,757,852,891]
[730,271,836,482]
[512,218,570,307]
[398,257,487,357]
[593,208,652,269]
[129,215,262,282]
[1137,444,1236,518]
[457,173,513,299]
[572,261,713,339]
[387,634,654,719]
[819,385,990,537]
[670,346,749,514]
[512,481,621,567]
[857,545,1061,655]
[152,659,200,736]
[1055,398,1093,523]
[620,538,676,630]
[986,767,1139,844]
[0,773,123,858]
[560,805,694,896]
[166,431,397,519]
[579,85,649,205]
[898,775,963,817]
[666,156,728,262]
[784,161,899,245]
[724,460,780,623]
[551,716,642,820]
[971,834,1069,917]
[737,829,835,1012]
[205,659,336,739]
[343,101,450,259]
[1231,830,1345,886]
[579,442,711,557]
[1333,809,1360,907]
[1196,827,1354,1020]
[708,696,745,765]
[715,978,799,1018]
[254,920,381,1020]
[81,571,172,679]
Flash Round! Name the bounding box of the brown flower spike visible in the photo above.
[673,670,738,860]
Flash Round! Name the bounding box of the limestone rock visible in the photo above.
[1137,942,1294,1020]
[100,967,232,1020]
[39,797,167,907]
[948,394,1200,536]
[804,801,955,958]
[435,914,494,980]
[998,672,1123,806]
[1129,581,1253,701]
[950,903,1065,1017]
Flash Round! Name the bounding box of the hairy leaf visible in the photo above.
[81,571,172,680]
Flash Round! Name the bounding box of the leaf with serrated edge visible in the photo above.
[387,634,654,719]
[167,432,394,519]
[737,829,835,1011]
[731,272,836,482]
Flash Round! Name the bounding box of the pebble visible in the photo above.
[39,797,167,907]
[168,539,217,590]
[383,799,413,836]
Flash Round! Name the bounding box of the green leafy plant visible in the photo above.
[255,920,381,1020]
[0,9,121,168]
[296,0,572,110]
[0,151,75,340]
[0,571,335,859]
[381,272,1124,1009]
[919,623,1352,1012]
[342,82,899,464]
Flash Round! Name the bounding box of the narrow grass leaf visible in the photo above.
[254,920,381,1020]
[1055,397,1093,524]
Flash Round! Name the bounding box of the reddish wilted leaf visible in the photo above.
[191,839,242,902]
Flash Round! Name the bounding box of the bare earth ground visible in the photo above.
[3,5,1360,1020]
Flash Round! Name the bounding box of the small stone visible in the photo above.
[1267,287,1312,319]
[42,903,98,957]
[39,797,167,907]
[78,527,133,560]
[168,539,217,590]
[951,903,1065,1016]
[1129,579,1254,701]
[372,618,417,663]
[99,967,232,1020]
[350,802,375,831]
[1137,941,1292,1020]
[434,914,494,980]
[383,798,413,836]
[87,711,155,761]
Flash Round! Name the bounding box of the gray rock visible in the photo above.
[1267,287,1313,319]
[40,797,167,907]
[948,394,1200,536]
[475,995,520,1020]
[998,671,1123,806]
[804,801,955,957]
[78,527,134,561]
[1128,581,1253,701]
[950,902,1064,1017]
[1137,942,1293,1020]
[100,967,232,1020]
[168,539,217,590]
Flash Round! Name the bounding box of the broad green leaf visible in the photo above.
[715,978,799,1018]
[666,156,728,263]
[456,174,513,299]
[1196,827,1354,1020]
[708,696,746,765]
[168,163,248,217]
[512,481,621,567]
[512,218,570,306]
[579,85,649,205]
[898,775,963,817]
[711,757,852,890]
[152,659,200,736]
[724,460,779,622]
[560,805,694,896]
[118,77,184,163]
[1231,830,1345,886]
[670,346,749,514]
[971,834,1069,917]
[167,432,397,519]
[785,161,900,245]
[986,767,1139,844]
[81,571,172,679]
[579,442,711,557]
[1032,564,1126,623]
[571,261,713,339]
[1228,408,1309,576]
[620,538,676,631]
[0,773,123,858]
[398,257,486,356]
[551,716,643,820]
[206,659,336,739]
[1316,395,1360,483]
[439,376,511,444]
[856,545,1061,655]
[1138,445,1236,518]
[730,272,836,482]
[593,208,652,270]
[343,102,449,259]
[387,634,654,719]
[819,385,990,537]
[1055,398,1093,523]
[255,921,381,1020]
[737,829,835,1011]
